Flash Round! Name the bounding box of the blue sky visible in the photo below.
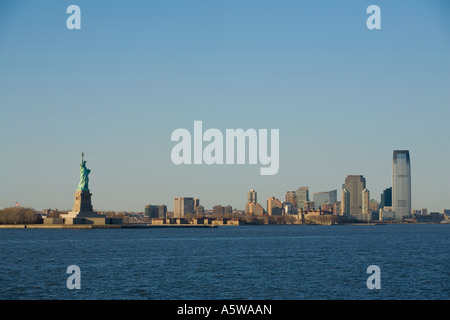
[0,0,449,212]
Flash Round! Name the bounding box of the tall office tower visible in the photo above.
[380,187,392,208]
[285,191,298,211]
[392,150,411,219]
[341,188,350,215]
[313,190,338,208]
[248,189,257,204]
[296,186,309,210]
[344,175,366,215]
[173,197,195,218]
[362,188,370,214]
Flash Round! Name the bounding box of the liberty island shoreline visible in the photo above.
[0,223,217,229]
[0,220,447,229]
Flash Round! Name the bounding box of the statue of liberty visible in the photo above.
[77,152,91,191]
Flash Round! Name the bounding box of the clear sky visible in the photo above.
[1,0,449,212]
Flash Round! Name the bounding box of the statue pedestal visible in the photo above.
[71,190,94,213]
[60,189,116,225]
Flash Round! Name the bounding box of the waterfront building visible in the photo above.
[322,202,341,215]
[246,202,265,216]
[341,188,350,215]
[343,175,366,215]
[283,202,294,214]
[296,186,309,210]
[362,189,370,214]
[333,202,341,215]
[303,201,315,212]
[144,205,159,218]
[213,205,233,216]
[285,191,298,211]
[246,189,265,215]
[248,189,257,204]
[173,197,195,218]
[158,205,167,218]
[415,212,445,223]
[267,197,283,215]
[195,205,205,215]
[193,198,200,212]
[380,206,395,221]
[246,189,262,215]
[392,150,412,219]
[313,190,337,208]
[380,187,392,208]
[369,199,379,212]
[145,204,168,218]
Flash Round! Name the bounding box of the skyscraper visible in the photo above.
[285,191,298,211]
[313,190,337,208]
[341,188,350,215]
[343,175,366,215]
[247,189,257,204]
[296,186,309,210]
[380,187,392,208]
[362,188,370,215]
[392,150,411,219]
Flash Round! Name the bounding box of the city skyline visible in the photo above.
[10,149,450,215]
[1,1,449,212]
[1,145,448,214]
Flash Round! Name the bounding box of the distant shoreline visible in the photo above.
[0,222,447,229]
[0,224,217,229]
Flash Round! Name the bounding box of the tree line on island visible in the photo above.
[0,207,43,225]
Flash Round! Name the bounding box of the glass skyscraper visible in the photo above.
[296,186,309,210]
[380,187,392,208]
[392,150,411,219]
[313,190,337,208]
